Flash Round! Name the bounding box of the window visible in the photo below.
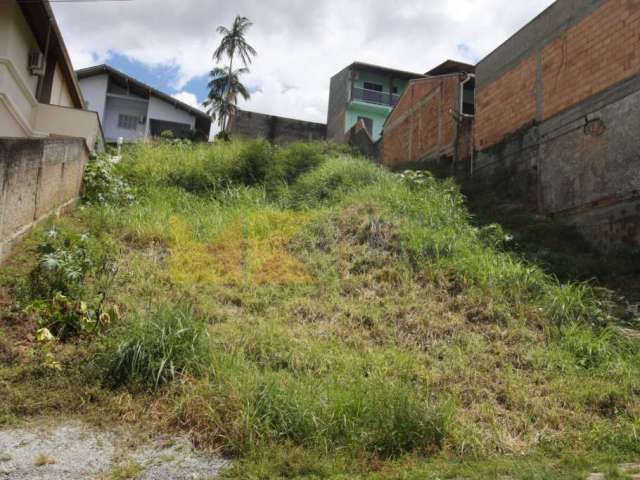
[118,114,139,130]
[363,81,383,92]
[357,116,373,135]
[391,86,399,94]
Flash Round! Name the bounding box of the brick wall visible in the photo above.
[381,75,462,169]
[541,0,640,120]
[229,110,326,145]
[476,0,640,151]
[0,138,88,262]
[471,0,640,253]
[475,56,537,149]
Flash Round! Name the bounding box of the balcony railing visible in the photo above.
[351,87,400,107]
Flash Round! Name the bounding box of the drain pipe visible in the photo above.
[459,73,475,177]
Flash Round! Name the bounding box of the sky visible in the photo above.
[52,0,555,124]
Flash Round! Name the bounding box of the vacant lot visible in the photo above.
[1,140,639,479]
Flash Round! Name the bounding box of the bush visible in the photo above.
[27,227,116,340]
[235,140,274,186]
[104,303,210,389]
[30,228,93,300]
[268,143,328,187]
[288,157,387,208]
[82,154,134,205]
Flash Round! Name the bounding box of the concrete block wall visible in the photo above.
[0,138,88,262]
[470,0,640,252]
[229,110,327,145]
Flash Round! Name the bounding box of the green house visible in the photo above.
[326,62,424,143]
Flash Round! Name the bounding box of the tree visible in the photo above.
[206,16,257,135]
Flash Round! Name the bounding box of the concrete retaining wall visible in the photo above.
[0,138,88,262]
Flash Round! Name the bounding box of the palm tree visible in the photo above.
[203,67,250,131]
[206,15,257,135]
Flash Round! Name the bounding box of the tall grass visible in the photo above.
[54,139,639,478]
[104,303,210,389]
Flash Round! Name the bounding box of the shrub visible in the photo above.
[268,142,328,188]
[27,293,113,341]
[288,157,387,208]
[104,303,210,389]
[82,154,134,205]
[235,140,274,186]
[30,228,93,300]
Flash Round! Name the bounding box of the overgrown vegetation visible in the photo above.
[0,139,638,479]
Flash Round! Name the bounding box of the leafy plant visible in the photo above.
[27,293,114,341]
[30,228,93,300]
[82,153,134,205]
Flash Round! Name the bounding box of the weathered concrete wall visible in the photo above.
[0,138,88,262]
[229,110,326,145]
[469,0,640,252]
[326,67,351,143]
[381,75,463,170]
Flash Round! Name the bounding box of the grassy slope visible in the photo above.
[1,140,639,479]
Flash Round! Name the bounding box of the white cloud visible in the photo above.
[172,91,202,111]
[53,0,555,124]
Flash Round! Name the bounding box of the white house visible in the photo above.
[76,65,211,143]
[0,0,103,151]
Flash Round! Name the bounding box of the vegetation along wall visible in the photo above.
[0,138,88,262]
[471,0,640,253]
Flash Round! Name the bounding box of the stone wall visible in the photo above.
[0,138,88,262]
[228,110,326,145]
[469,0,640,252]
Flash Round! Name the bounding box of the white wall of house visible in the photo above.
[102,96,148,142]
[0,0,98,148]
[0,0,42,136]
[146,96,196,131]
[78,74,108,123]
[50,64,74,108]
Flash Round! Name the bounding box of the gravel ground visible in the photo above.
[0,420,229,479]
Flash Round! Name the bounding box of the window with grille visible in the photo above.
[118,114,139,130]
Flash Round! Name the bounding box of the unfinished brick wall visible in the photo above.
[381,76,461,169]
[472,0,640,252]
[475,57,537,150]
[541,0,640,119]
[476,0,640,150]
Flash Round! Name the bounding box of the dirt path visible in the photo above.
[0,419,229,479]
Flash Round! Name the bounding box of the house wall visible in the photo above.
[229,110,326,144]
[78,74,108,122]
[326,67,351,142]
[0,0,97,151]
[345,103,390,141]
[471,0,640,252]
[381,75,461,169]
[146,95,196,133]
[0,138,88,263]
[103,95,148,142]
[326,66,413,143]
[0,0,43,136]
[50,64,74,108]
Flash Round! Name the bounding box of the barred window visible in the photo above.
[118,114,138,130]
